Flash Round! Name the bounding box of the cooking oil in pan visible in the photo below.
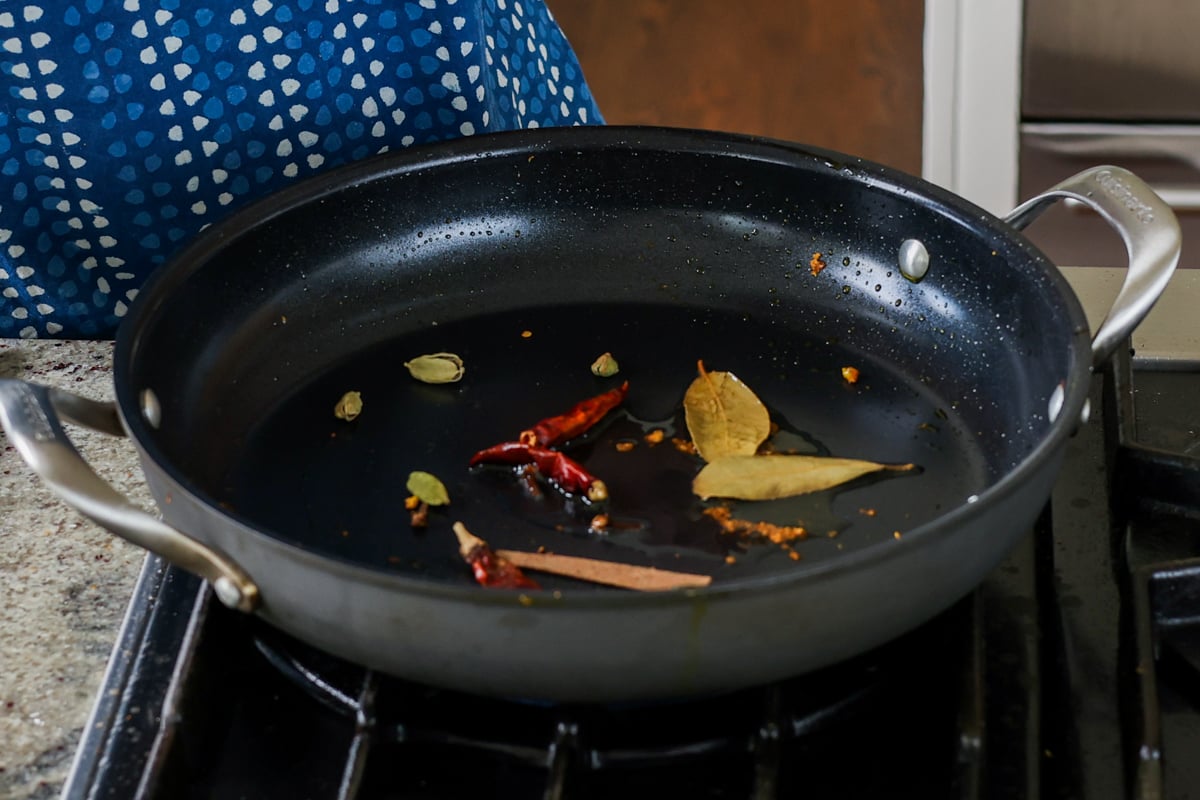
[221,302,986,589]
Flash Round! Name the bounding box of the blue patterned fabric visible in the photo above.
[0,0,601,338]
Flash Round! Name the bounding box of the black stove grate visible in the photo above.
[71,566,974,799]
[1109,353,1200,800]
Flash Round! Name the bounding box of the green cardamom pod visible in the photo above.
[403,352,465,384]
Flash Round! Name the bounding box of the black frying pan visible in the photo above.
[0,127,1178,701]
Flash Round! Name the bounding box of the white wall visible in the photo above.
[922,0,1023,216]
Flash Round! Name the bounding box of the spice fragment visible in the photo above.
[809,252,827,276]
[671,437,697,455]
[703,505,809,544]
[841,366,860,384]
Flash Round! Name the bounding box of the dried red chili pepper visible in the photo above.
[519,381,629,447]
[469,441,609,501]
[453,522,540,590]
[468,440,536,466]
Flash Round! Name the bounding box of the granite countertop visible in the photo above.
[0,268,1194,799]
[0,340,147,800]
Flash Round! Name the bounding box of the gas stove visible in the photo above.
[60,272,1200,800]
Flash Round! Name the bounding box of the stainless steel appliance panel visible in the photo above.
[1019,124,1200,269]
[1023,0,1200,120]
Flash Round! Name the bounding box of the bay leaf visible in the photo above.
[404,352,465,384]
[406,470,451,506]
[693,454,912,501]
[683,361,770,462]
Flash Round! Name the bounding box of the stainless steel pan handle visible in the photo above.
[1004,165,1181,368]
[0,379,259,612]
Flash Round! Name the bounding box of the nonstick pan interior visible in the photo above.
[118,129,1082,592]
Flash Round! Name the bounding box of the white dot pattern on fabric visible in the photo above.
[0,0,601,338]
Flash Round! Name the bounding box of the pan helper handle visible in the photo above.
[1004,165,1181,368]
[0,380,259,613]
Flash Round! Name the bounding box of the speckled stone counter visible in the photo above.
[0,340,147,800]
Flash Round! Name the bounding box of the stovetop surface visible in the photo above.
[63,349,1200,799]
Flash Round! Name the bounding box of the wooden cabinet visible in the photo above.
[550,0,924,175]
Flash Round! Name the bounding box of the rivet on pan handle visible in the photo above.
[1004,165,1181,369]
[0,379,260,613]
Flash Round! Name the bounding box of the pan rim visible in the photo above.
[112,124,1094,608]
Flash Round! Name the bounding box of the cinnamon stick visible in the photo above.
[494,549,713,592]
